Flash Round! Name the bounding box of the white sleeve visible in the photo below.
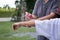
[35,18,60,40]
[35,20,51,38]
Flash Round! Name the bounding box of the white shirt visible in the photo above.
[35,18,60,40]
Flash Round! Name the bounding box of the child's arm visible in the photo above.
[12,20,35,30]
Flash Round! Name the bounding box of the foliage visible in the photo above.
[0,8,15,17]
[25,0,36,13]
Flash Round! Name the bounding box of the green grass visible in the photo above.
[0,22,36,40]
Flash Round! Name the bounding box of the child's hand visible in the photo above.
[12,23,20,30]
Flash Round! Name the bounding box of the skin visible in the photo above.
[44,0,49,4]
[13,20,35,30]
[12,0,57,30]
[25,12,57,20]
[13,12,56,30]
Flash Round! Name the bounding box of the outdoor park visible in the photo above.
[0,0,36,40]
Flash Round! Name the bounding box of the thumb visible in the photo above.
[25,12,29,15]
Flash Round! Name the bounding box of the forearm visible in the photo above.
[13,19,35,30]
[38,12,57,20]
[18,20,35,27]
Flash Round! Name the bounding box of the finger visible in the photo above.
[13,26,15,30]
[25,12,29,15]
[25,12,29,18]
[26,17,31,20]
[25,17,30,20]
[13,25,17,30]
[28,14,32,17]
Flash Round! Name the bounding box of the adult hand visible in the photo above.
[25,12,32,20]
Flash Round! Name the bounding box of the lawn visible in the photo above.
[0,22,36,40]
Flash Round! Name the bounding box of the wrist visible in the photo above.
[15,22,21,27]
[18,22,25,26]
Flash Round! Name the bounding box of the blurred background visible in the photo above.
[0,0,36,22]
[0,0,36,40]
